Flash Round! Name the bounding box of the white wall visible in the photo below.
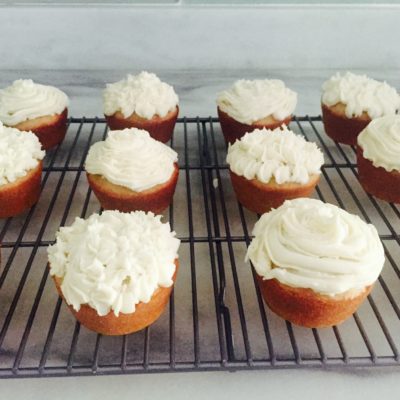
[0,5,399,70]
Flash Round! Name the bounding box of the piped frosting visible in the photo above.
[226,126,324,185]
[358,115,400,173]
[85,128,178,192]
[246,198,385,297]
[217,79,297,124]
[0,123,45,186]
[0,79,69,126]
[322,72,400,119]
[103,71,179,120]
[47,210,180,317]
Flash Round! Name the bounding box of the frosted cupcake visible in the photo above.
[85,128,179,214]
[48,210,180,335]
[217,79,297,144]
[357,115,400,203]
[246,198,385,328]
[0,79,69,150]
[227,126,323,213]
[0,123,45,218]
[321,72,400,146]
[103,71,179,143]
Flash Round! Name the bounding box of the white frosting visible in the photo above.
[0,79,69,126]
[103,71,179,120]
[47,210,180,317]
[322,72,400,119]
[246,198,385,297]
[226,127,324,185]
[0,123,45,186]
[217,79,297,124]
[85,128,178,192]
[358,115,400,173]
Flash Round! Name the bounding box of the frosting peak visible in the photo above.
[103,71,179,120]
[0,79,69,126]
[358,115,400,173]
[217,79,297,124]
[246,198,385,296]
[85,128,178,192]
[47,210,180,317]
[322,72,400,119]
[226,127,324,184]
[0,123,45,185]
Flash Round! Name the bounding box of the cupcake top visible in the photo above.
[103,71,179,120]
[358,115,400,173]
[321,72,400,119]
[226,127,324,185]
[85,128,178,192]
[0,79,69,126]
[246,198,385,297]
[217,79,297,124]
[47,210,180,316]
[0,123,45,186]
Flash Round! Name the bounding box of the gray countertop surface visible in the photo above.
[1,68,400,398]
[1,368,400,399]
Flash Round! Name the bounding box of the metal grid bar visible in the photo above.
[183,118,201,366]
[238,203,276,364]
[207,118,253,365]
[195,118,228,365]
[0,116,399,378]
[168,131,176,370]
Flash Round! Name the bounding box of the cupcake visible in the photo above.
[357,115,400,203]
[47,210,180,335]
[0,123,45,218]
[321,72,400,146]
[85,128,179,214]
[0,79,69,150]
[246,198,385,328]
[103,71,179,143]
[216,79,297,144]
[226,126,323,214]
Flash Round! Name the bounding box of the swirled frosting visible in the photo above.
[0,123,45,186]
[226,127,324,185]
[217,79,297,124]
[47,210,180,316]
[85,128,178,192]
[246,198,385,296]
[103,71,179,120]
[0,79,69,126]
[358,115,400,173]
[322,72,400,119]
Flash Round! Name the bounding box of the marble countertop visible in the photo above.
[1,368,400,399]
[1,68,400,398]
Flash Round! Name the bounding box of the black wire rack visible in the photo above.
[0,116,399,378]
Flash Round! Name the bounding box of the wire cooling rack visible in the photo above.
[0,116,399,378]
